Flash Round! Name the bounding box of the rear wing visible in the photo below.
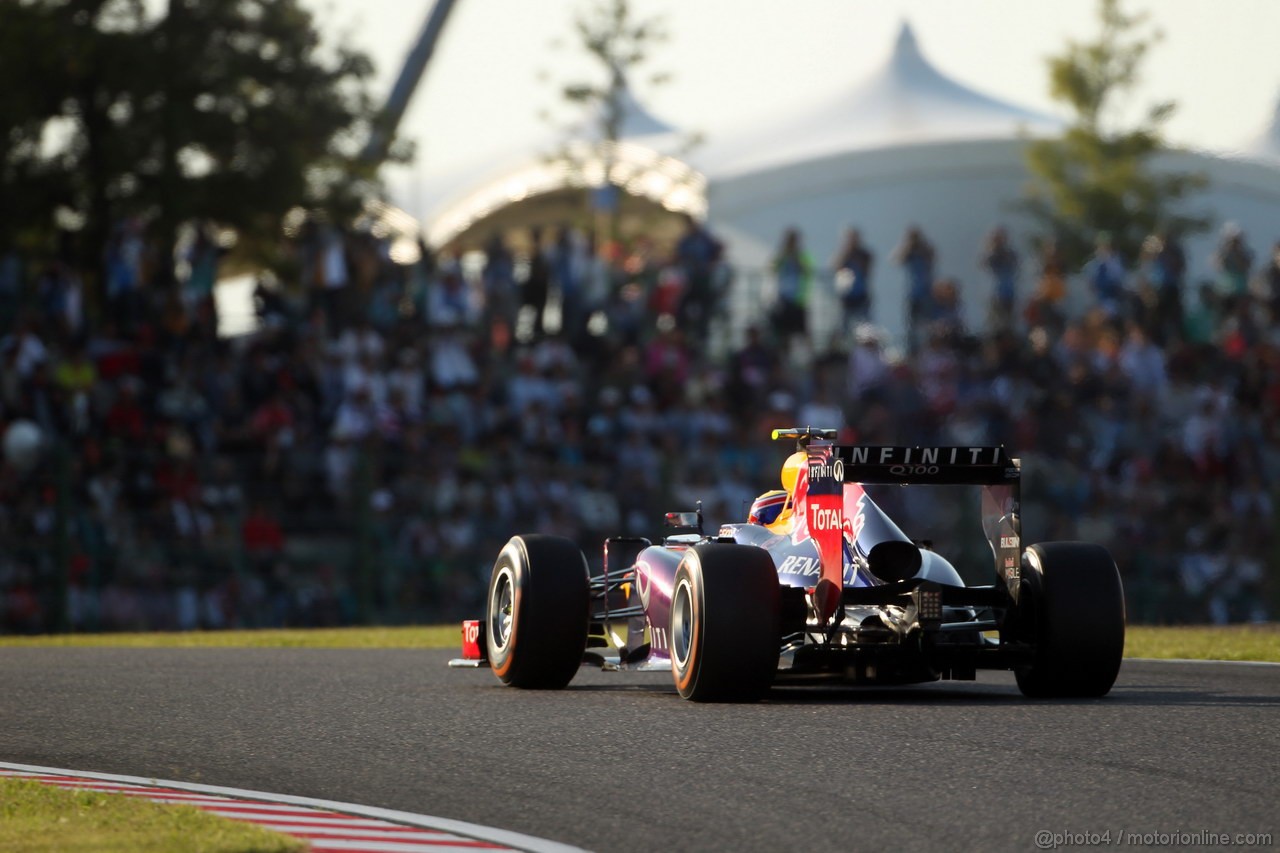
[801,442,1023,620]
[824,445,1020,486]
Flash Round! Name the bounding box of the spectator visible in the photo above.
[980,226,1019,329]
[103,377,148,442]
[726,326,779,427]
[105,218,147,332]
[482,232,518,338]
[3,210,1278,634]
[770,227,813,347]
[427,262,477,330]
[1117,323,1166,403]
[674,214,724,344]
[552,224,589,340]
[832,227,873,331]
[1213,223,1253,310]
[1254,240,1280,321]
[242,499,285,569]
[35,260,84,342]
[2,318,48,380]
[520,226,551,341]
[845,324,890,408]
[1083,232,1127,318]
[53,342,96,435]
[893,225,936,351]
[643,319,691,407]
[253,274,290,328]
[184,221,223,315]
[0,248,20,331]
[1025,240,1067,333]
[429,330,479,391]
[928,277,965,341]
[1140,229,1186,345]
[314,225,351,334]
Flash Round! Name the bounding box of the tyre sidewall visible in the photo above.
[486,535,590,689]
[670,544,780,702]
[487,542,522,684]
[671,559,704,699]
[1016,541,1125,698]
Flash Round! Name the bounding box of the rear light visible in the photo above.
[913,584,943,623]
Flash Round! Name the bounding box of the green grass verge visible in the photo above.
[0,777,305,853]
[1,624,1276,662]
[0,625,459,649]
[1124,624,1280,662]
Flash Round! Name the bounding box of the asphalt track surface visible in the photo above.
[2,650,1277,852]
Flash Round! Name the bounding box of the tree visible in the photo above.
[542,0,694,243]
[0,0,146,263]
[0,0,387,293]
[557,0,670,149]
[1022,0,1207,268]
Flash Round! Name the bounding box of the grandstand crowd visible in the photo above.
[1,214,1278,633]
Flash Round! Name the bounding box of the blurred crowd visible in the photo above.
[2,212,1279,633]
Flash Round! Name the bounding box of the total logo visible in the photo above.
[463,621,480,645]
[810,506,842,531]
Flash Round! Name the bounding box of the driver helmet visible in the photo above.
[748,489,789,526]
[780,451,805,493]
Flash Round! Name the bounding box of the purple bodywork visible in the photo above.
[629,479,966,664]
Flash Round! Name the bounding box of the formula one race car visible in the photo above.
[450,428,1125,702]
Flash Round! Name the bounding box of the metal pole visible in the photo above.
[354,444,374,624]
[52,440,71,633]
[360,0,459,165]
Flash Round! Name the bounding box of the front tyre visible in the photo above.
[487,535,590,689]
[671,544,780,702]
[1015,541,1125,698]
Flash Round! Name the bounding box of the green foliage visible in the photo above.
[0,625,459,648]
[1125,625,1280,663]
[0,0,385,281]
[538,0,702,244]
[534,1,679,240]
[565,0,669,135]
[0,624,1275,662]
[545,0,673,154]
[1022,0,1207,268]
[0,777,305,853]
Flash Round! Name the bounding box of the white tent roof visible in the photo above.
[1244,92,1280,164]
[702,22,1063,179]
[572,79,680,142]
[419,80,704,246]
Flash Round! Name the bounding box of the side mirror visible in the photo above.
[664,511,701,530]
[664,501,704,535]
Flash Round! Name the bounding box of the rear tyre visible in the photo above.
[1014,541,1125,698]
[671,544,781,702]
[487,535,590,689]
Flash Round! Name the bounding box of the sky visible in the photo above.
[299,0,1280,221]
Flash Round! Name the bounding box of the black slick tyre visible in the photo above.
[487,535,590,689]
[670,543,781,702]
[1014,541,1126,698]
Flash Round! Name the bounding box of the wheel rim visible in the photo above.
[672,577,694,667]
[490,566,515,652]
